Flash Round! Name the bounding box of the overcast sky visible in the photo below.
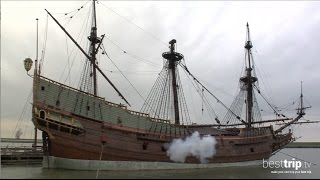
[1,1,320,142]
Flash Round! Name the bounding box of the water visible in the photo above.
[1,148,319,179]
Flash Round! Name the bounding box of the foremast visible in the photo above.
[275,82,311,134]
[44,0,130,105]
[89,0,99,96]
[240,23,257,128]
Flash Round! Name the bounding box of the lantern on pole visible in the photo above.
[24,58,33,72]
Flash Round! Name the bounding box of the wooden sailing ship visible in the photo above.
[24,0,311,170]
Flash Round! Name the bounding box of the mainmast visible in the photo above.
[89,0,100,96]
[240,23,258,128]
[141,39,191,125]
[162,39,184,124]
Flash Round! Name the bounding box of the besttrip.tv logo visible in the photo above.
[263,158,312,170]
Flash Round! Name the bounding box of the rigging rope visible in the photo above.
[141,66,167,118]
[98,1,168,47]
[180,63,247,125]
[103,35,162,68]
[180,64,221,124]
[58,34,72,86]
[222,86,245,125]
[278,151,317,166]
[187,77,199,123]
[100,69,159,75]
[203,93,220,124]
[10,89,32,140]
[101,44,157,112]
[175,68,191,125]
[54,1,90,17]
[140,59,191,125]
[254,49,276,105]
[76,5,95,93]
[275,97,300,112]
[39,14,49,74]
[253,84,285,118]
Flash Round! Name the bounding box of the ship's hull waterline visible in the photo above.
[42,156,265,170]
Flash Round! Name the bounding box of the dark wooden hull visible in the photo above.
[33,105,290,165]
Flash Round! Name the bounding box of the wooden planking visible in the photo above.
[46,121,274,163]
[36,77,170,131]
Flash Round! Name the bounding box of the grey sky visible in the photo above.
[1,1,320,141]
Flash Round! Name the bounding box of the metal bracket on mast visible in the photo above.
[95,34,105,55]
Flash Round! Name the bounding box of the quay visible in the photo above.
[1,138,43,165]
[285,142,320,148]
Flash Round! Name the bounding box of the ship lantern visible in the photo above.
[24,58,33,72]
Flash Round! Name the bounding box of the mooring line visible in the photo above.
[96,143,104,179]
[278,151,317,166]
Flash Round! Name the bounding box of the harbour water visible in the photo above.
[1,148,319,179]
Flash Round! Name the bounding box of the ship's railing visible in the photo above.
[150,117,171,124]
[39,75,105,101]
[127,109,172,124]
[39,76,139,110]
[127,110,150,117]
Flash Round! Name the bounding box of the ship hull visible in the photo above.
[37,115,273,162]
[39,123,272,170]
[32,76,292,170]
[34,112,276,170]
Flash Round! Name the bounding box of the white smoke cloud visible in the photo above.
[166,131,217,163]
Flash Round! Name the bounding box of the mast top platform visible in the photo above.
[162,39,184,63]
